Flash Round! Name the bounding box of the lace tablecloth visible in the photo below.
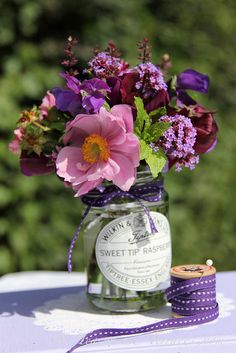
[0,271,236,353]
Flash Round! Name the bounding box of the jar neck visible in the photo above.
[98,169,164,190]
[82,171,167,214]
[134,170,164,187]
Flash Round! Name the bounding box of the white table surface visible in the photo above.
[0,271,87,292]
[1,271,236,353]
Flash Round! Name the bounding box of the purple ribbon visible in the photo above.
[66,273,219,353]
[67,179,164,272]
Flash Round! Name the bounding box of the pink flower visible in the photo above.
[39,91,56,120]
[56,105,140,196]
[8,127,24,154]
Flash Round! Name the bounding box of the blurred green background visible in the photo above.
[0,0,235,275]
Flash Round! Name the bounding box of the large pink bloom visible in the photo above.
[56,105,140,196]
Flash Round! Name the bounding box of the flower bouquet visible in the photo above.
[9,37,218,312]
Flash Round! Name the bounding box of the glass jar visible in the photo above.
[83,171,171,313]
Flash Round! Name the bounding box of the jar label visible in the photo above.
[95,212,171,291]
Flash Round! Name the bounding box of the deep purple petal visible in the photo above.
[67,99,83,117]
[92,91,105,99]
[91,78,110,91]
[52,88,76,110]
[90,95,105,111]
[106,76,122,106]
[20,152,55,176]
[82,94,104,113]
[60,73,80,94]
[80,78,110,94]
[80,81,93,94]
[177,69,210,93]
[145,90,169,112]
[177,90,196,106]
[52,88,82,116]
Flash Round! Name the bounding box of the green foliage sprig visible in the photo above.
[134,97,170,177]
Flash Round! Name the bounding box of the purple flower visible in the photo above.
[60,72,80,94]
[175,155,199,172]
[176,69,210,106]
[176,90,197,106]
[52,87,82,117]
[106,76,122,106]
[158,114,199,171]
[52,75,110,115]
[120,71,169,110]
[88,52,129,79]
[134,63,167,97]
[52,73,81,116]
[20,152,55,176]
[149,142,159,153]
[80,78,110,113]
[177,69,209,93]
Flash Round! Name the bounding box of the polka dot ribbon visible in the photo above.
[67,179,164,272]
[66,273,219,353]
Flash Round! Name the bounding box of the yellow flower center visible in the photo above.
[82,134,110,163]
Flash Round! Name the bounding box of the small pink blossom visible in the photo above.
[8,127,24,154]
[56,105,140,196]
[39,91,56,120]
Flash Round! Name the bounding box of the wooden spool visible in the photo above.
[170,264,216,317]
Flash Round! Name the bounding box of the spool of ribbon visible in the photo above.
[66,262,219,353]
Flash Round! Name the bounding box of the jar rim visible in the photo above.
[86,171,167,213]
[100,170,164,188]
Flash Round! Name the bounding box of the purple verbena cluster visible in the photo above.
[88,52,129,79]
[158,114,199,171]
[149,142,159,152]
[175,155,199,172]
[134,63,167,99]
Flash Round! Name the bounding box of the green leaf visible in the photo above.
[146,148,166,178]
[134,96,150,137]
[139,140,166,178]
[140,139,150,160]
[46,107,68,122]
[50,122,66,132]
[149,106,167,118]
[134,97,169,145]
[146,121,171,142]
